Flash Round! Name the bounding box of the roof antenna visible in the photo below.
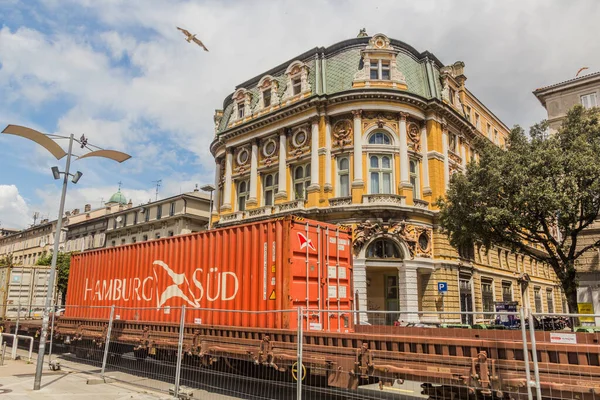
[152,180,162,201]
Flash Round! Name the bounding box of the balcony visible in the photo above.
[220,211,244,223]
[275,199,306,213]
[329,196,353,207]
[413,199,430,209]
[362,194,406,206]
[246,206,273,218]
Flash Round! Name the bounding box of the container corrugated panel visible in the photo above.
[5,267,51,319]
[65,216,353,332]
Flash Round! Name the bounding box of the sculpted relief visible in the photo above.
[353,220,432,259]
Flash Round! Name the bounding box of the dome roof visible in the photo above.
[108,189,128,205]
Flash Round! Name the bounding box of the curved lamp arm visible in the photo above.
[2,125,67,160]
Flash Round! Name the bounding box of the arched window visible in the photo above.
[366,239,402,259]
[293,163,311,200]
[368,132,392,145]
[263,172,278,206]
[337,157,350,197]
[369,155,393,194]
[237,180,249,211]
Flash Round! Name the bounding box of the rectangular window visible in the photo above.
[369,155,393,194]
[502,281,513,302]
[111,240,116,247]
[237,102,245,118]
[449,88,455,105]
[370,61,379,79]
[155,232,161,240]
[465,106,472,122]
[144,209,149,222]
[547,289,554,314]
[156,205,162,220]
[113,218,117,229]
[481,278,495,315]
[534,287,543,313]
[494,129,499,144]
[142,234,148,241]
[293,164,310,200]
[338,157,350,197]
[238,179,249,210]
[169,202,175,216]
[263,173,278,206]
[581,93,597,109]
[475,113,481,130]
[292,77,302,95]
[123,213,128,227]
[381,61,390,80]
[486,123,491,138]
[121,238,126,246]
[263,88,271,107]
[168,231,174,237]
[134,211,138,225]
[409,159,420,199]
[132,237,136,243]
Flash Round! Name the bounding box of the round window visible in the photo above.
[263,139,277,157]
[237,148,250,165]
[418,232,430,252]
[293,130,307,147]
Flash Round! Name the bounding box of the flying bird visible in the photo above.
[177,27,209,52]
[576,67,589,77]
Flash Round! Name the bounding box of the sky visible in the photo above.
[0,0,599,229]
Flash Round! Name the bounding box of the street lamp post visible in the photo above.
[200,184,216,230]
[1,125,130,390]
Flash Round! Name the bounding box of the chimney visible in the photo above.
[72,208,80,215]
[84,204,91,212]
[65,211,71,217]
[41,218,49,224]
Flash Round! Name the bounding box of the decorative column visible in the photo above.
[275,130,288,201]
[307,118,320,207]
[222,149,233,211]
[353,259,369,325]
[399,113,410,186]
[309,118,320,189]
[352,110,363,185]
[420,123,431,196]
[399,264,420,323]
[460,140,467,170]
[247,139,259,207]
[324,116,332,191]
[213,158,221,214]
[442,124,450,190]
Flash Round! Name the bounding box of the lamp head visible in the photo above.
[200,184,216,192]
[72,171,83,184]
[51,166,60,180]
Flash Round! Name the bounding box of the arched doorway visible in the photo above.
[364,237,404,325]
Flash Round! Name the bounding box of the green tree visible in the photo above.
[438,105,600,313]
[36,252,71,303]
[0,253,16,268]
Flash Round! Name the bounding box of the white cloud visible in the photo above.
[0,185,31,229]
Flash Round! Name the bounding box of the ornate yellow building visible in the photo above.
[210,32,562,324]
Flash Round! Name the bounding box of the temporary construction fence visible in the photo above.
[3,304,600,400]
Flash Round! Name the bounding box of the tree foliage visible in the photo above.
[0,253,16,268]
[438,105,600,313]
[36,252,71,302]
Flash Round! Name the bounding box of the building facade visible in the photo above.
[104,190,210,246]
[534,71,600,322]
[210,33,563,324]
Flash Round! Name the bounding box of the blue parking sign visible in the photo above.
[438,282,448,293]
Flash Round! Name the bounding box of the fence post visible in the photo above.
[519,308,534,400]
[527,312,542,399]
[174,305,186,399]
[101,305,115,377]
[48,305,56,364]
[296,307,303,400]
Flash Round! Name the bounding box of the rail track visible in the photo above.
[4,317,600,399]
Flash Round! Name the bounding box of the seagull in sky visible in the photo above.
[177,27,209,52]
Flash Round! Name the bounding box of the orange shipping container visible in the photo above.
[65,216,353,332]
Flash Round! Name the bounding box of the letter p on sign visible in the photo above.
[438,282,448,294]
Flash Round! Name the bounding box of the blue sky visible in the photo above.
[1,0,599,228]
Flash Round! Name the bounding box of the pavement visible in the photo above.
[0,358,171,400]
